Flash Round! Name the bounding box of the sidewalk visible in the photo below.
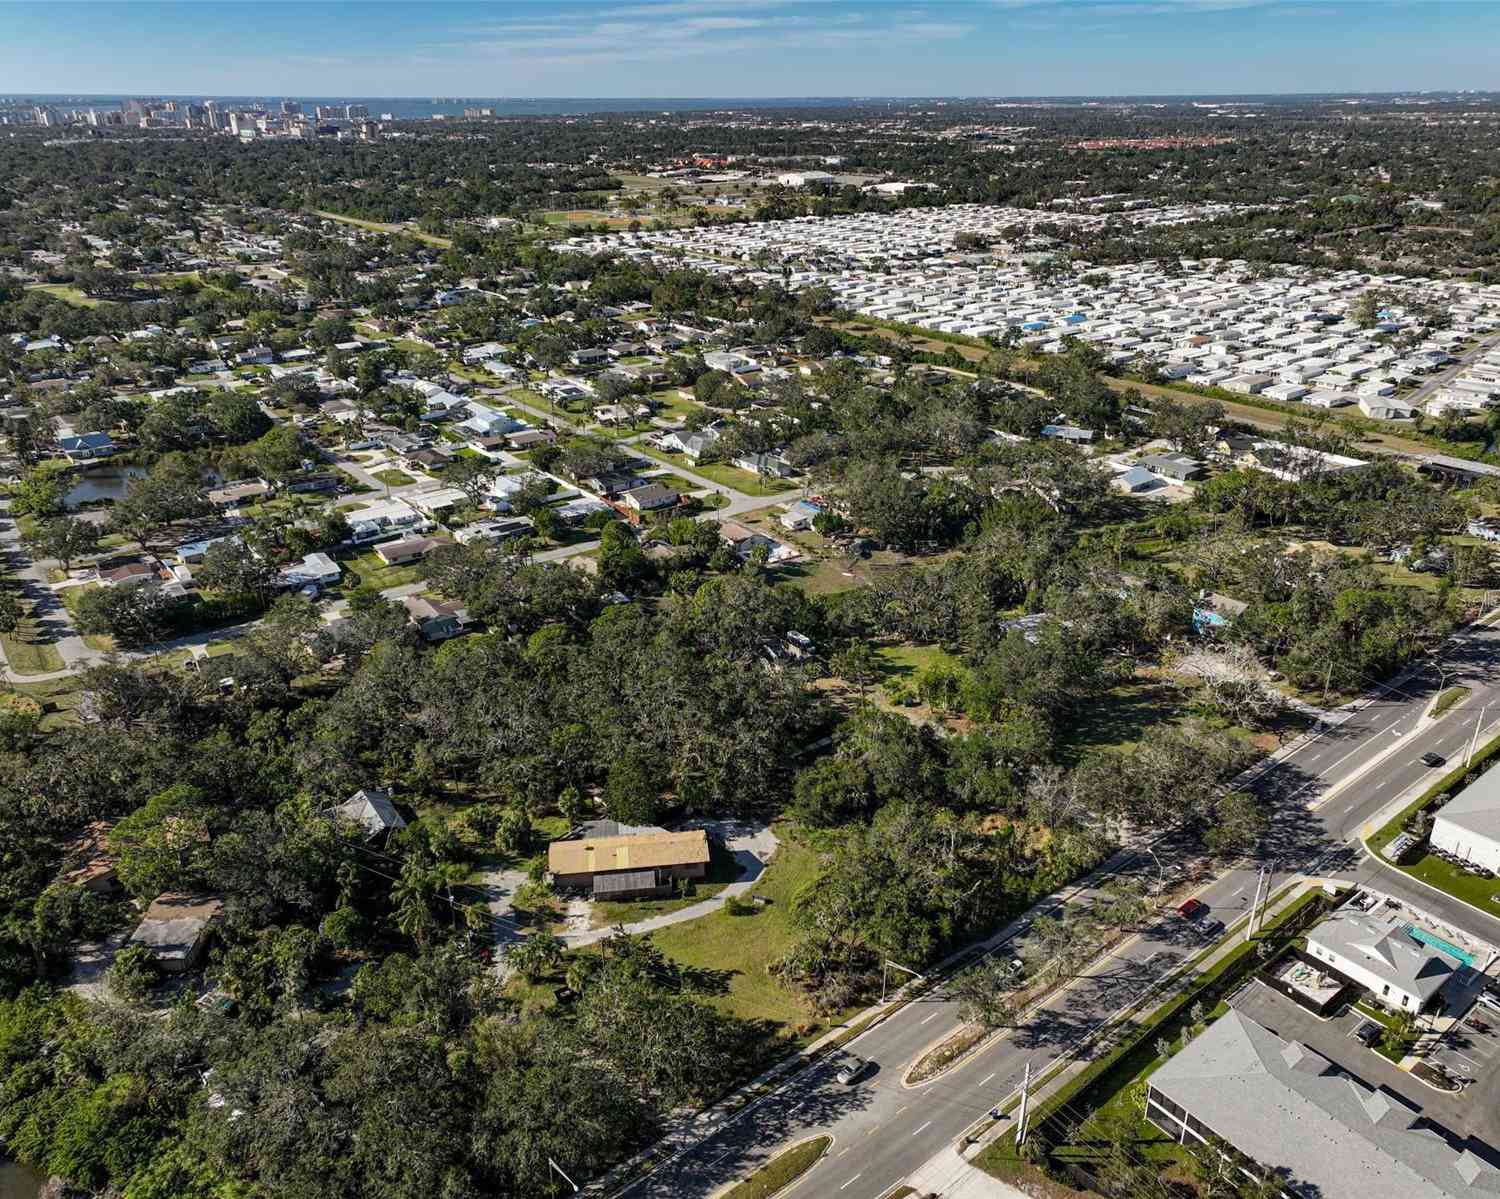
[906,1147,1028,1199]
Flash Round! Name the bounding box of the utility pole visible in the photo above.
[1469,703,1490,767]
[1016,1061,1033,1146]
[1245,865,1266,943]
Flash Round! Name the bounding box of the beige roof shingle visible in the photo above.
[548,829,709,876]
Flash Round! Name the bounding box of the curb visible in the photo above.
[707,1135,833,1199]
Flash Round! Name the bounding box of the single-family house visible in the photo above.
[1138,453,1205,482]
[622,483,680,513]
[547,829,711,900]
[780,499,825,531]
[58,431,117,462]
[279,552,341,589]
[129,893,224,973]
[205,478,273,510]
[325,788,406,840]
[733,452,797,479]
[375,536,447,566]
[401,594,470,641]
[57,821,121,894]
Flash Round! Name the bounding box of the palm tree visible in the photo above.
[392,860,440,948]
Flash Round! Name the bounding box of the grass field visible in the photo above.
[373,469,417,487]
[0,620,66,676]
[7,674,85,732]
[26,282,102,308]
[638,448,796,497]
[721,1136,830,1199]
[343,551,424,591]
[648,831,840,1043]
[306,209,452,248]
[1432,685,1473,719]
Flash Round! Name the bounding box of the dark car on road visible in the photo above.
[1421,752,1447,768]
[1354,1021,1382,1048]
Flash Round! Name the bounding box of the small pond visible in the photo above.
[63,465,146,509]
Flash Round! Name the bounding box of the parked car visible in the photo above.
[1178,898,1208,921]
[1421,752,1448,768]
[1354,1021,1382,1048]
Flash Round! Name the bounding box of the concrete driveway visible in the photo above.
[561,819,779,949]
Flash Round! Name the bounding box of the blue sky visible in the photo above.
[3,1,1499,99]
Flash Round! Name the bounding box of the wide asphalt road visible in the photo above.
[615,619,1500,1199]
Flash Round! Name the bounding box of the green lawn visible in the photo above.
[1060,670,1190,759]
[343,551,424,590]
[721,1136,830,1199]
[0,618,66,675]
[26,282,102,308]
[373,469,417,487]
[647,831,841,1042]
[6,674,84,732]
[876,642,962,680]
[637,448,795,497]
[1432,686,1473,719]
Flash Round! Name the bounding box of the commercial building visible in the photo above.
[1304,906,1464,1013]
[1431,767,1500,873]
[1146,1009,1499,1199]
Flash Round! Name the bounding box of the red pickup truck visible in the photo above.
[1177,898,1208,921]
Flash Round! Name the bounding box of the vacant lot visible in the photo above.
[343,550,423,590]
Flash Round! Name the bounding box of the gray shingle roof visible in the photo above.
[1150,1009,1500,1199]
[1306,907,1460,1004]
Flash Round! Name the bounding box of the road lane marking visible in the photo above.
[919,1010,943,1025]
[837,1147,851,1158]
[979,1072,997,1085]
[893,1105,908,1116]
[839,1173,863,1190]
[912,1121,933,1136]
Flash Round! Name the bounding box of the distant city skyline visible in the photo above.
[4,0,1500,100]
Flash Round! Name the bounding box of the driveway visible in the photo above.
[560,820,779,949]
[468,860,530,978]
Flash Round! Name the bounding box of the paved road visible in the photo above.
[1408,332,1500,414]
[614,618,1500,1199]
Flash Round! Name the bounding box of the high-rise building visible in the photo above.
[344,103,368,119]
[280,100,302,115]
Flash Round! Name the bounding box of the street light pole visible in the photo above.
[881,958,924,1004]
[546,1158,579,1194]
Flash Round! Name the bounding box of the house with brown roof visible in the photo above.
[548,829,710,901]
[57,820,121,894]
[375,536,447,566]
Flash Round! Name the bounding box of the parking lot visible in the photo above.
[1429,997,1500,1092]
